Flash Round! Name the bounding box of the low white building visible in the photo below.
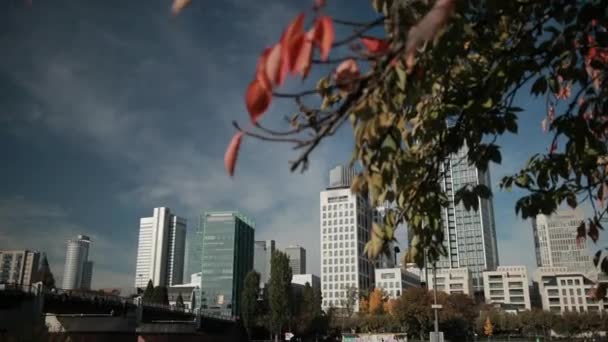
[168,272,201,310]
[427,268,473,296]
[374,268,420,299]
[535,267,608,314]
[292,274,320,291]
[483,266,531,311]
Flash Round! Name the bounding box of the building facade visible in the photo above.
[285,245,306,275]
[427,268,473,296]
[320,165,375,312]
[482,266,531,311]
[62,235,93,290]
[199,211,254,317]
[436,145,499,292]
[374,268,420,299]
[254,240,275,286]
[535,267,608,314]
[532,210,594,273]
[135,207,187,288]
[0,250,41,285]
[184,224,204,281]
[292,274,321,291]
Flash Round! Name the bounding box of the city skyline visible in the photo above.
[1,0,605,291]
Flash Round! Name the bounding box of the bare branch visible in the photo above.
[333,17,384,27]
[333,16,387,48]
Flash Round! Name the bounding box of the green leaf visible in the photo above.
[396,67,407,91]
[482,98,493,109]
[530,76,547,96]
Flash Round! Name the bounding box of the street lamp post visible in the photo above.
[433,263,439,334]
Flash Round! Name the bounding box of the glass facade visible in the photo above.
[437,145,499,292]
[200,211,254,317]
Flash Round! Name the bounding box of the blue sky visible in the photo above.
[0,0,599,289]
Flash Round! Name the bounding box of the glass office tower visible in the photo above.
[199,211,254,317]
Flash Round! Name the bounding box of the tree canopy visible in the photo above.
[241,270,261,337]
[38,254,55,289]
[268,251,292,340]
[177,0,608,293]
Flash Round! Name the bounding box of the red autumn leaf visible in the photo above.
[314,0,326,10]
[265,43,284,86]
[245,79,272,123]
[280,13,306,75]
[224,132,243,177]
[255,48,272,91]
[404,0,455,72]
[294,30,314,78]
[171,0,192,16]
[334,58,360,92]
[313,16,335,61]
[360,37,390,54]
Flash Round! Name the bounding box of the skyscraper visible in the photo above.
[184,223,204,281]
[285,245,306,275]
[0,250,41,285]
[254,240,275,286]
[532,209,594,273]
[199,211,254,317]
[436,145,499,292]
[62,235,93,290]
[320,165,375,312]
[135,207,186,288]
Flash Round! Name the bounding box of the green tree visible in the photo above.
[241,270,261,337]
[341,285,359,318]
[519,309,555,339]
[38,254,55,289]
[142,279,154,303]
[295,282,315,336]
[393,287,433,340]
[217,0,608,283]
[268,251,292,341]
[553,311,584,339]
[151,286,169,305]
[441,293,477,340]
[175,292,185,309]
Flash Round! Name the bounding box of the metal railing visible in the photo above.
[0,282,235,321]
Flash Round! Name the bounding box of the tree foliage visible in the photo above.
[268,251,292,340]
[175,292,185,309]
[368,288,386,314]
[341,285,359,317]
[142,279,154,304]
[151,286,169,306]
[213,0,608,287]
[38,254,55,289]
[241,270,261,337]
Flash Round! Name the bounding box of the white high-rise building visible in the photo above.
[254,240,275,286]
[436,145,499,292]
[135,207,186,288]
[483,266,531,311]
[285,245,306,275]
[532,209,594,274]
[62,235,93,290]
[320,165,375,312]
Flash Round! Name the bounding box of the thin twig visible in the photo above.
[333,16,387,48]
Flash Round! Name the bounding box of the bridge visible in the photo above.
[0,283,247,341]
